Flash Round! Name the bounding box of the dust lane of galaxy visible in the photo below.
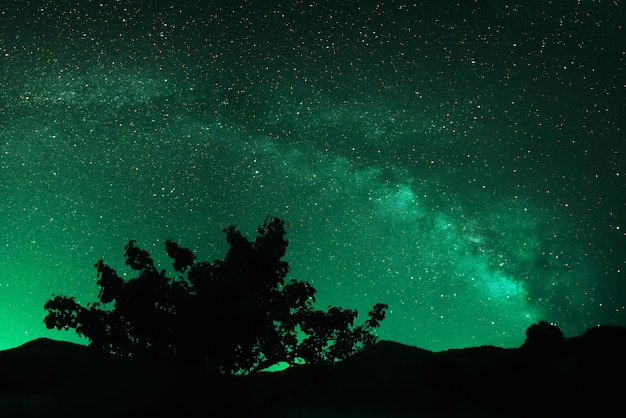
[0,1,624,351]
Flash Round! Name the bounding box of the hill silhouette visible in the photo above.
[1,325,625,417]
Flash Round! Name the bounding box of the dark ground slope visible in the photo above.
[1,326,625,418]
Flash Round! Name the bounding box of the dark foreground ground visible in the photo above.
[1,325,625,417]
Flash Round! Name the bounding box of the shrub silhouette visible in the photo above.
[43,216,388,374]
[522,320,565,350]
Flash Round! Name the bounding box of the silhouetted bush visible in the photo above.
[521,320,564,350]
[43,216,387,374]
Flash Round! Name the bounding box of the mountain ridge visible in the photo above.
[1,326,625,417]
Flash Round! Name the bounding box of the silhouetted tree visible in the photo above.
[521,320,564,350]
[44,216,388,374]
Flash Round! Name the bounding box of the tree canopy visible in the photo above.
[44,216,388,374]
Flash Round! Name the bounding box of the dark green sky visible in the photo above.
[0,0,624,351]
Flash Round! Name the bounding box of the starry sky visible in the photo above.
[0,0,624,352]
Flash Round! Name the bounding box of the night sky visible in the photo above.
[0,0,624,352]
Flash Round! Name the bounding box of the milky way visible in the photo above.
[0,1,624,351]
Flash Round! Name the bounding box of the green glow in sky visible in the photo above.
[0,0,624,352]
